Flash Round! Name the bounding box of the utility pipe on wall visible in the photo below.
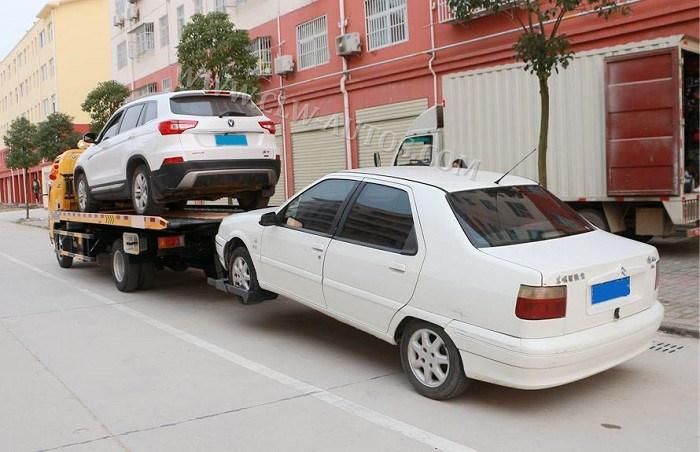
[338,0,353,170]
[276,0,290,199]
[428,1,438,105]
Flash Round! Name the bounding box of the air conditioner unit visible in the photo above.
[336,32,361,56]
[113,15,125,27]
[127,4,139,21]
[274,55,295,75]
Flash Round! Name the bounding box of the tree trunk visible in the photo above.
[23,167,29,220]
[537,76,550,189]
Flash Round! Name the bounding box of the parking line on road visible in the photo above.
[0,251,476,452]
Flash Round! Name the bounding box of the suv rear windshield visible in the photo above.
[170,95,262,117]
[448,185,593,248]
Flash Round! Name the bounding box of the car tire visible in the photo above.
[56,252,73,269]
[112,238,141,293]
[227,246,260,293]
[75,172,100,213]
[131,165,163,215]
[138,261,157,290]
[399,320,469,400]
[237,191,270,211]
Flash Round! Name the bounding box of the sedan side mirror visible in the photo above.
[83,132,98,144]
[259,212,279,227]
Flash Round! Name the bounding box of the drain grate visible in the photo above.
[649,341,685,353]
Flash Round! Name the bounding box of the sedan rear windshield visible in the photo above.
[448,185,593,248]
[170,95,262,117]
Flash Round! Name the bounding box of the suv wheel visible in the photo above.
[400,320,469,400]
[76,172,100,212]
[131,165,162,215]
[237,191,270,211]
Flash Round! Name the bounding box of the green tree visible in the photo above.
[81,80,130,133]
[35,112,82,161]
[448,0,629,188]
[177,12,258,95]
[3,117,40,219]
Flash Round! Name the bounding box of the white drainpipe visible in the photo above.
[276,1,290,199]
[339,0,352,170]
[428,1,438,105]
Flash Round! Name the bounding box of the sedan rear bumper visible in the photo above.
[445,301,664,389]
[151,158,281,202]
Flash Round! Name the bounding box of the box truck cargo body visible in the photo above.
[388,36,699,237]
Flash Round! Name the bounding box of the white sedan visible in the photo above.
[215,167,664,399]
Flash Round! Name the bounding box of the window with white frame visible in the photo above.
[215,0,226,12]
[177,6,185,40]
[39,30,46,48]
[115,0,126,19]
[51,94,56,113]
[159,15,169,47]
[133,82,157,99]
[364,0,408,51]
[130,23,155,58]
[117,41,127,69]
[250,36,272,76]
[437,0,518,23]
[47,22,53,41]
[41,64,47,81]
[162,78,172,92]
[48,58,55,78]
[194,0,203,14]
[296,16,328,70]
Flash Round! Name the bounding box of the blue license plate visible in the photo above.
[591,276,630,305]
[215,134,248,146]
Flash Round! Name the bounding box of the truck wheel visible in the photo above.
[76,172,100,213]
[138,261,157,290]
[112,238,141,292]
[54,235,73,268]
[578,209,609,231]
[228,246,260,292]
[399,320,469,400]
[237,191,270,211]
[131,165,163,215]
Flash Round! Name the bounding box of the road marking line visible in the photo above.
[0,251,475,452]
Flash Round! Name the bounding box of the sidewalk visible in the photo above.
[3,206,698,337]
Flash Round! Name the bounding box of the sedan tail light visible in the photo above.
[159,120,198,135]
[516,285,567,320]
[259,120,276,134]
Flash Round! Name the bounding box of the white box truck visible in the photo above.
[381,35,699,238]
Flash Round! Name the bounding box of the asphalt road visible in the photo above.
[0,211,698,452]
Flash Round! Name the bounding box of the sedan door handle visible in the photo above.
[311,244,325,253]
[389,263,407,273]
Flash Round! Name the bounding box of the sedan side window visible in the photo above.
[336,183,417,254]
[100,111,124,141]
[281,179,358,235]
[119,104,145,135]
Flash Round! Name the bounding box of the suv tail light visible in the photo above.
[516,285,567,320]
[259,120,276,134]
[159,120,198,135]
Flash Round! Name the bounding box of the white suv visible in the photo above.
[74,90,280,214]
[216,167,663,399]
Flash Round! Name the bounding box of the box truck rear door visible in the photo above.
[605,48,681,196]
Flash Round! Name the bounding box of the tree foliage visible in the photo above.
[35,112,82,161]
[448,0,630,187]
[177,12,259,95]
[3,117,40,170]
[81,80,130,133]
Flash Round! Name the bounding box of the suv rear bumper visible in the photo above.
[151,159,281,201]
[445,301,663,389]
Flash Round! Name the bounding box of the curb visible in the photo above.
[659,322,699,339]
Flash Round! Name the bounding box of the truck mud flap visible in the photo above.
[207,278,278,305]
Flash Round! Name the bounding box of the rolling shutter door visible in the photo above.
[270,130,286,206]
[291,113,346,193]
[356,99,428,168]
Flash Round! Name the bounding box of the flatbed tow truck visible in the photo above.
[47,146,267,301]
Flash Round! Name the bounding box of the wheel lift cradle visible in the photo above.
[49,208,272,301]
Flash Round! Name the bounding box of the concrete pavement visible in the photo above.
[0,209,698,451]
